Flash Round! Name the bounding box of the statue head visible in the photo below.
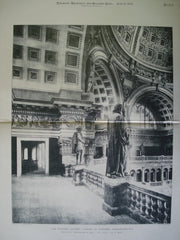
[113,104,123,114]
[76,126,82,132]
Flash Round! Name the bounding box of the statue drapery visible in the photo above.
[106,104,129,177]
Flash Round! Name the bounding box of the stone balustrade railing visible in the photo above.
[70,167,172,223]
[130,155,172,161]
[72,168,104,197]
[103,180,171,224]
[125,184,171,223]
[64,164,74,177]
[83,169,104,189]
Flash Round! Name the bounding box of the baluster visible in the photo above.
[132,189,137,209]
[79,171,83,184]
[102,180,104,189]
[66,166,69,176]
[70,167,73,177]
[96,176,98,188]
[87,172,89,184]
[89,173,91,185]
[82,171,86,184]
[92,175,95,187]
[93,175,95,189]
[136,191,141,211]
[151,197,158,222]
[91,174,93,185]
[67,166,71,177]
[134,190,138,210]
[89,174,92,184]
[164,201,171,223]
[98,176,101,188]
[88,173,91,185]
[130,189,134,209]
[76,172,80,184]
[92,175,95,189]
[138,192,143,215]
[157,199,165,223]
[89,174,91,184]
[99,177,101,188]
[145,195,151,218]
[126,188,132,208]
[98,177,101,188]
[101,178,103,189]
[141,193,146,215]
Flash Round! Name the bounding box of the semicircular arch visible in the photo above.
[126,85,173,125]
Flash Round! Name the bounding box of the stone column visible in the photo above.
[155,168,157,182]
[41,142,45,170]
[161,166,163,183]
[45,138,49,175]
[103,144,107,158]
[142,167,145,183]
[17,138,22,177]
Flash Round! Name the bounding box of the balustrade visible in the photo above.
[72,168,104,196]
[125,184,171,223]
[130,155,172,161]
[69,166,171,223]
[64,164,74,177]
[84,169,104,189]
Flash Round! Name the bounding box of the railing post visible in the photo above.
[103,179,128,216]
[73,167,84,186]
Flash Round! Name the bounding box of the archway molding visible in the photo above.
[126,85,173,122]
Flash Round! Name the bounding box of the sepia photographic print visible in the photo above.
[11,25,173,225]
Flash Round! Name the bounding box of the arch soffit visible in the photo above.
[126,85,173,116]
[88,47,124,104]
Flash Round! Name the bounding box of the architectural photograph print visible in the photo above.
[11,25,173,224]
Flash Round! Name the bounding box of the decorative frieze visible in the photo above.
[12,104,61,129]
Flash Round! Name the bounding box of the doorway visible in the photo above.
[21,141,46,175]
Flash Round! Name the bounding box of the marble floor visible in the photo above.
[12,175,138,224]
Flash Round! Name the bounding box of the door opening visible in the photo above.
[21,141,45,175]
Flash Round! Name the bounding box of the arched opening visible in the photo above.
[169,168,172,180]
[127,87,173,157]
[130,169,136,177]
[150,169,156,182]
[23,147,28,160]
[163,168,168,180]
[130,169,136,180]
[129,89,173,129]
[144,169,150,182]
[136,169,142,182]
[86,61,119,120]
[156,168,162,182]
[130,103,156,129]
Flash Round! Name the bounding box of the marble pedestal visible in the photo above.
[103,177,129,216]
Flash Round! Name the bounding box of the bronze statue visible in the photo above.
[72,127,85,165]
[106,104,129,177]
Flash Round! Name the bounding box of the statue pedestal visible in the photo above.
[103,177,129,216]
[73,166,84,186]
